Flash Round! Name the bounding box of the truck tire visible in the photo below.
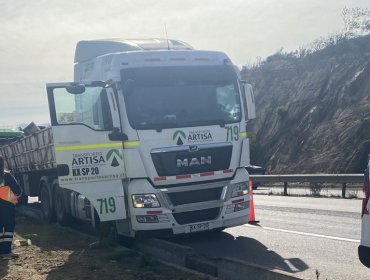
[53,183,72,226]
[40,182,55,223]
[110,222,134,248]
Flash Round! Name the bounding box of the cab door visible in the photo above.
[46,82,127,221]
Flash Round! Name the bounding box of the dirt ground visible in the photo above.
[0,215,208,280]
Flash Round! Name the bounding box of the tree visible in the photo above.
[342,7,370,39]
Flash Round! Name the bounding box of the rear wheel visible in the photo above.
[40,182,55,223]
[53,182,72,226]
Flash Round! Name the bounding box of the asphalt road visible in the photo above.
[26,194,370,279]
[173,194,370,280]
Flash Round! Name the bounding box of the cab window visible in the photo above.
[52,87,113,130]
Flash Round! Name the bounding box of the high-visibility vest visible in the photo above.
[0,183,18,205]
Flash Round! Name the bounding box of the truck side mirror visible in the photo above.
[243,83,256,120]
[66,84,86,95]
[108,127,128,141]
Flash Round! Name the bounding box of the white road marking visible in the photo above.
[243,224,360,243]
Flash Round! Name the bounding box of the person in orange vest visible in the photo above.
[0,155,22,259]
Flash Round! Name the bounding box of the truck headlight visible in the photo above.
[132,194,161,208]
[231,183,249,198]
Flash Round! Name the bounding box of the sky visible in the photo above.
[1,0,369,126]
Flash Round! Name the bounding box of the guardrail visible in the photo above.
[249,174,364,198]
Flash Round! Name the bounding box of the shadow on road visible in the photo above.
[14,205,308,277]
[172,229,309,274]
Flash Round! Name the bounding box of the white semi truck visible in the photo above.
[0,38,256,238]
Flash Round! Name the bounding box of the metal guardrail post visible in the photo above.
[342,183,346,198]
[284,182,288,196]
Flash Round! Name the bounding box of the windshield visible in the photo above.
[121,65,241,130]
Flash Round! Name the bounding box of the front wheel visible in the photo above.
[94,212,134,248]
[117,234,135,248]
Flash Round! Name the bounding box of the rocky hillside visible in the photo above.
[242,35,370,174]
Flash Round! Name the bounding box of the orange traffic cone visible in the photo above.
[248,180,259,224]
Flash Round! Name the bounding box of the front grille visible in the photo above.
[173,207,221,225]
[167,187,223,206]
[151,143,232,176]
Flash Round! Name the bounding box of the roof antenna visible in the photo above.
[164,24,170,50]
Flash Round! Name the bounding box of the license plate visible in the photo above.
[186,222,210,233]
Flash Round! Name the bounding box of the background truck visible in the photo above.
[0,38,256,238]
[0,126,23,146]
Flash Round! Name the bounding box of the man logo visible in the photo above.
[177,156,212,167]
[173,130,186,146]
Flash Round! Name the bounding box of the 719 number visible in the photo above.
[97,197,116,214]
[226,125,239,141]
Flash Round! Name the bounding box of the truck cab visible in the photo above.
[45,38,256,237]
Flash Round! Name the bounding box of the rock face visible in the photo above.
[241,35,370,174]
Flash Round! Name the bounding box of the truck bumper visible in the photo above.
[128,169,251,236]
[131,204,250,236]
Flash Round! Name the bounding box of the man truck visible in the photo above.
[0,38,256,238]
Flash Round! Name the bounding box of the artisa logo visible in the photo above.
[173,130,186,145]
[106,149,123,167]
[173,129,213,145]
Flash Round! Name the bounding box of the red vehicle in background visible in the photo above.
[360,159,370,268]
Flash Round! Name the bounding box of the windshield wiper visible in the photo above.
[183,119,230,127]
[136,121,180,132]
[135,118,236,131]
